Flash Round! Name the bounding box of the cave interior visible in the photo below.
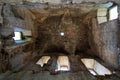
[0,0,120,80]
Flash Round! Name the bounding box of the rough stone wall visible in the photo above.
[90,18,119,68]
[25,0,120,4]
[118,20,120,65]
[0,4,3,24]
[33,8,91,54]
[0,0,119,73]
[0,41,1,51]
[0,0,120,5]
[0,0,23,3]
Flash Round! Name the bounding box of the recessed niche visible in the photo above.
[13,32,22,41]
[56,56,70,71]
[13,27,32,44]
[81,58,112,76]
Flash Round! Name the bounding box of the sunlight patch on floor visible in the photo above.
[36,56,51,67]
[81,58,112,76]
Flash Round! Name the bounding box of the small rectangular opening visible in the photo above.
[13,28,32,44]
[13,32,22,40]
[109,6,118,20]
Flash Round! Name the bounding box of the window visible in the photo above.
[97,2,118,24]
[13,27,32,44]
[81,58,112,76]
[109,5,118,20]
[56,56,70,71]
[13,32,22,40]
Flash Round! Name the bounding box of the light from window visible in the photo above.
[89,69,97,76]
[13,32,21,40]
[81,58,112,76]
[109,6,118,20]
[36,56,51,67]
[56,56,70,71]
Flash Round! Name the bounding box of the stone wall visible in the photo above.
[33,8,91,54]
[25,0,120,4]
[0,0,119,5]
[0,41,1,52]
[0,0,119,72]
[90,18,119,68]
[0,4,3,24]
[0,0,23,3]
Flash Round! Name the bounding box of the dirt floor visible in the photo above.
[0,70,120,80]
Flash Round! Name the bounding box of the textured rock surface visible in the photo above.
[0,0,23,3]
[69,55,88,72]
[32,8,92,54]
[25,0,120,4]
[0,4,3,24]
[0,1,120,80]
[90,18,119,68]
[0,70,120,80]
[0,2,119,69]
[0,28,13,39]
[0,71,97,80]
[0,4,14,41]
[0,0,119,5]
[0,41,1,51]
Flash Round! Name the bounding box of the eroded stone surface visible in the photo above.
[90,18,119,67]
[0,1,120,80]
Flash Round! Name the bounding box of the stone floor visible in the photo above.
[0,70,120,80]
[0,55,120,80]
